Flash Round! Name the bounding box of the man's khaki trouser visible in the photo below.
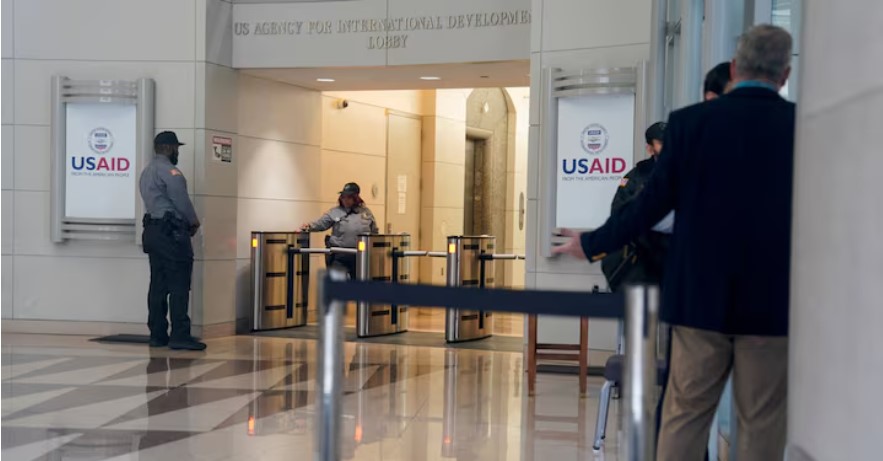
[656,326,788,461]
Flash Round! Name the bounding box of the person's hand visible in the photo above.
[300,223,311,232]
[551,229,587,260]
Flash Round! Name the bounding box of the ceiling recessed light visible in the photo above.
[420,76,441,81]
[316,78,335,82]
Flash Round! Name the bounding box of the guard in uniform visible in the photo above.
[301,182,378,278]
[601,122,670,291]
[139,131,206,350]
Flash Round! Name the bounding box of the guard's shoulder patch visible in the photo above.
[619,177,629,187]
[170,169,182,176]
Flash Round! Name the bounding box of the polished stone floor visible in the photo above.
[343,308,525,338]
[1,334,621,460]
[407,309,525,337]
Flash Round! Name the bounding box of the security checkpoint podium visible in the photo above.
[250,231,311,331]
[356,233,424,338]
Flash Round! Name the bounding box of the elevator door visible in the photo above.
[464,137,487,235]
[385,113,422,282]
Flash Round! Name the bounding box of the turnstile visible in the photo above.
[250,231,310,331]
[445,236,496,342]
[357,233,422,337]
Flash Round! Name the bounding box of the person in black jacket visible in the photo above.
[601,122,670,292]
[703,61,732,100]
[554,25,794,460]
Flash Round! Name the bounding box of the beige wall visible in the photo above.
[787,1,883,458]
[420,89,469,284]
[233,74,324,330]
[320,94,391,227]
[1,0,242,337]
[328,88,529,288]
[0,0,529,335]
[504,87,530,289]
[324,91,433,117]
[527,0,651,349]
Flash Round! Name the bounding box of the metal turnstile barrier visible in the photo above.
[445,236,495,342]
[443,236,521,343]
[356,233,424,337]
[251,231,310,331]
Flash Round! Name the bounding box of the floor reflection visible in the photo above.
[1,334,619,461]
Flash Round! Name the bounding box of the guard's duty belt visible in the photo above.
[142,213,184,227]
[143,215,164,226]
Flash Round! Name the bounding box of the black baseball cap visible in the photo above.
[154,131,185,146]
[645,122,666,145]
[339,182,360,196]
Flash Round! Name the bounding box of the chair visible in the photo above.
[526,314,590,396]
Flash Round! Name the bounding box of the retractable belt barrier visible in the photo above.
[315,269,660,461]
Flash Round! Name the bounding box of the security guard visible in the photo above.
[140,131,206,350]
[601,122,670,291]
[301,182,378,278]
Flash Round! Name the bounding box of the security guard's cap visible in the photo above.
[339,182,361,196]
[644,122,666,145]
[154,131,185,147]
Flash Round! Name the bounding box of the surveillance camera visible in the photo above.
[337,99,349,109]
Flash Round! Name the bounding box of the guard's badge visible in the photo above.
[619,177,629,187]
[170,169,182,176]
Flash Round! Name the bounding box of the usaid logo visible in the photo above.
[88,127,114,155]
[72,127,129,173]
[580,123,608,155]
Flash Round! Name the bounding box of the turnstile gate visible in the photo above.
[445,236,496,342]
[357,234,423,337]
[251,231,310,331]
[443,235,522,342]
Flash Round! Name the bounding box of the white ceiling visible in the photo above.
[241,60,530,91]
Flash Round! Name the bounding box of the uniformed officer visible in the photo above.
[601,122,670,291]
[140,131,206,350]
[703,61,733,100]
[301,182,378,278]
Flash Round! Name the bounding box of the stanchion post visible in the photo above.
[316,269,347,461]
[622,285,660,461]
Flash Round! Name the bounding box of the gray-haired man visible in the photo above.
[553,24,795,460]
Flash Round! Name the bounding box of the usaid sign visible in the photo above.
[556,93,635,229]
[65,104,137,220]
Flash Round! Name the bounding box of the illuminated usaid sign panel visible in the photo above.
[556,93,635,229]
[65,104,137,220]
